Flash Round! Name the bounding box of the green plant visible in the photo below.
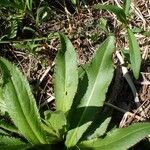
[0,33,149,150]
[94,0,141,79]
[0,0,52,41]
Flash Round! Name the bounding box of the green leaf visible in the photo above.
[22,27,36,35]
[0,145,27,150]
[97,18,108,32]
[82,110,112,140]
[0,58,47,144]
[8,19,18,39]
[0,0,10,6]
[26,0,32,11]
[65,36,115,147]
[44,110,67,138]
[127,28,141,79]
[0,0,24,9]
[79,123,150,150]
[0,87,7,114]
[143,31,150,37]
[24,144,56,150]
[54,33,78,114]
[0,128,9,135]
[41,122,60,144]
[0,135,25,145]
[0,120,19,134]
[94,4,127,24]
[123,0,131,16]
[71,0,77,5]
[0,0,15,7]
[0,144,54,150]
[36,6,52,26]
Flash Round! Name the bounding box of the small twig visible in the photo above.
[82,0,92,14]
[39,62,55,84]
[64,7,72,32]
[40,95,55,107]
[140,81,150,85]
[114,0,122,8]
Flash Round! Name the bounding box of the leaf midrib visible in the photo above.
[68,39,113,146]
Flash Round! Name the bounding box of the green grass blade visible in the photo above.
[94,4,127,24]
[65,36,115,148]
[26,0,32,11]
[127,28,141,79]
[54,33,78,114]
[123,0,131,16]
[0,58,47,144]
[79,123,150,150]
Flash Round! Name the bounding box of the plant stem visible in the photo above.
[104,102,127,114]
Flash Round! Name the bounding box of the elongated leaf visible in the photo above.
[0,145,27,150]
[65,36,115,147]
[54,34,78,114]
[123,0,131,16]
[79,123,150,150]
[26,0,32,11]
[82,110,112,141]
[94,4,127,24]
[41,122,60,144]
[44,110,67,138]
[0,135,25,145]
[127,28,141,79]
[36,6,52,26]
[0,87,7,114]
[0,144,54,150]
[0,58,47,144]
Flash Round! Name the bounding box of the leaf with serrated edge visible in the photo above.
[0,135,25,145]
[79,123,150,150]
[0,144,54,150]
[54,34,78,114]
[44,110,67,138]
[127,28,141,79]
[0,87,7,114]
[0,120,19,134]
[0,58,47,144]
[65,36,115,147]
[82,111,112,141]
